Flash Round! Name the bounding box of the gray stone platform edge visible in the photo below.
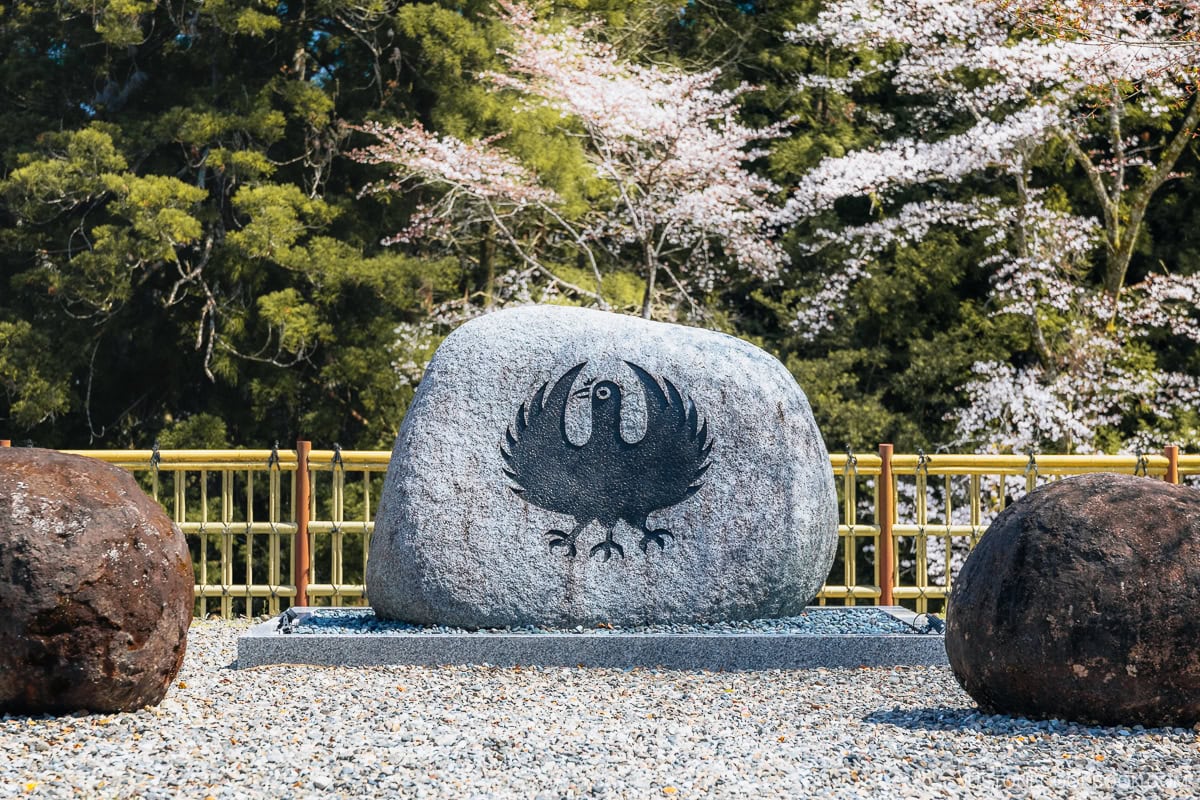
[236,607,947,671]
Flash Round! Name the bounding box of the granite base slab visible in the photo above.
[236,607,947,670]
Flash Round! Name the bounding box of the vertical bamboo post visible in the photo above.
[1165,445,1179,485]
[878,443,895,607]
[295,439,312,608]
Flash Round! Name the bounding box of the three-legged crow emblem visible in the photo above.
[501,362,714,560]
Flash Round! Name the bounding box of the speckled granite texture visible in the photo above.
[367,305,838,628]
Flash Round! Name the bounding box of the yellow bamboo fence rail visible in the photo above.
[0,440,1192,618]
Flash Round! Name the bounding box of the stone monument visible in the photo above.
[367,305,838,628]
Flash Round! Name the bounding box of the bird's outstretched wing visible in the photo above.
[501,362,586,515]
[620,362,713,514]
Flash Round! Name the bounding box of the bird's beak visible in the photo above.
[573,379,595,398]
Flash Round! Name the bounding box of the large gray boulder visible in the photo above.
[367,305,837,628]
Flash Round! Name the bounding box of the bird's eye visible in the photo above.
[595,387,611,400]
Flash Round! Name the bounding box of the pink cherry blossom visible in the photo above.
[792,0,1200,454]
[352,1,790,319]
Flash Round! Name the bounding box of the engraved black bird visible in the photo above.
[501,362,714,560]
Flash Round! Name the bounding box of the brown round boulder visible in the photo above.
[0,448,193,714]
[946,473,1200,727]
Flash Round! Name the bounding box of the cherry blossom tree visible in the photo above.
[351,0,790,320]
[1003,1,1200,62]
[787,0,1200,454]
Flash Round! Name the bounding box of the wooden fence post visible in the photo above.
[295,439,312,608]
[878,443,895,607]
[1165,445,1179,485]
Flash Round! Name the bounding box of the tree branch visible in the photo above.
[1108,90,1200,297]
[1061,133,1117,250]
[482,199,607,305]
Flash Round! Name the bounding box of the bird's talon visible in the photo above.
[589,539,624,560]
[546,530,577,558]
[639,529,674,553]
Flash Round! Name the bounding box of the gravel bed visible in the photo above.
[281,607,924,636]
[1,620,1197,799]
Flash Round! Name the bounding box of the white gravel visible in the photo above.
[2,620,1198,799]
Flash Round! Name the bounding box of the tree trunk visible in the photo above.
[1103,91,1200,299]
[478,225,496,310]
[640,242,656,319]
[1014,160,1057,377]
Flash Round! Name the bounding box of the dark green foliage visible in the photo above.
[0,0,475,448]
[1,0,1197,454]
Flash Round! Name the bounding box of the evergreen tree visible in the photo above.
[3,1,1198,454]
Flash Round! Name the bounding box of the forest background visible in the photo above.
[2,0,1198,457]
